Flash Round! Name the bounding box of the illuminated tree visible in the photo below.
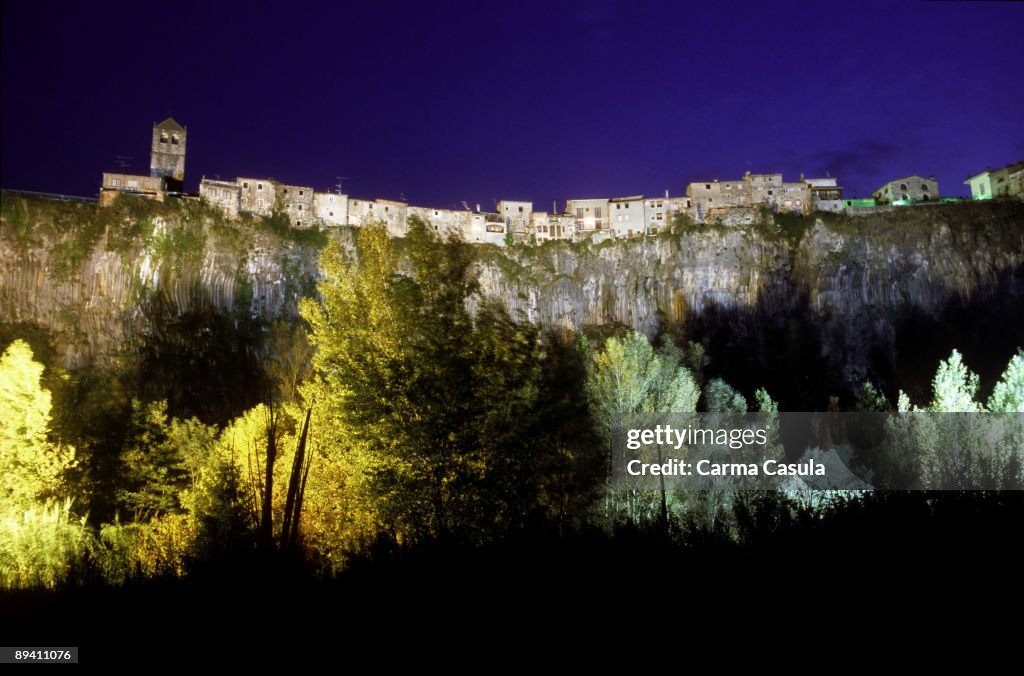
[987,350,1024,412]
[584,332,700,527]
[927,350,981,412]
[705,378,747,413]
[0,340,75,509]
[585,332,699,422]
[301,218,598,548]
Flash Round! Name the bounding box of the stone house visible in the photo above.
[530,212,573,241]
[238,178,279,215]
[608,196,645,238]
[807,177,844,212]
[276,182,315,228]
[496,200,532,235]
[99,173,166,206]
[348,198,408,236]
[565,198,609,232]
[199,178,241,217]
[872,176,940,204]
[314,192,349,227]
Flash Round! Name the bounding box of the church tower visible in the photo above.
[150,117,186,191]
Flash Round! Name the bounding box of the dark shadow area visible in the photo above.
[3,490,1021,662]
[679,264,1024,411]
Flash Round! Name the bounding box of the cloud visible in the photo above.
[810,140,904,179]
[808,139,917,193]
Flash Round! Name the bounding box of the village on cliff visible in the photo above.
[95,117,1024,246]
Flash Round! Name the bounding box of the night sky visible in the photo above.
[3,0,1022,210]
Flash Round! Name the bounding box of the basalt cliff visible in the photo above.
[2,195,1022,405]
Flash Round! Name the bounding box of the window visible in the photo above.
[625,203,629,208]
[616,203,621,209]
[768,190,773,195]
[298,205,303,211]
[576,208,584,219]
[284,189,289,195]
[922,184,929,192]
[257,183,263,191]
[257,199,264,209]
[171,134,179,145]
[705,184,711,190]
[434,210,439,216]
[329,211,334,217]
[243,182,249,188]
[486,224,504,233]
[112,178,121,187]
[127,180,138,188]
[518,206,523,213]
[299,190,305,196]
[594,208,602,218]
[656,213,663,220]
[160,132,169,144]
[656,202,663,208]
[329,195,335,203]
[900,183,908,191]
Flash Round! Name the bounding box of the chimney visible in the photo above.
[476,204,480,213]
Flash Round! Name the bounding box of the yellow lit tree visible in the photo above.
[0,340,75,510]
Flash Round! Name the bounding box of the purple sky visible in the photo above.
[3,1,1022,209]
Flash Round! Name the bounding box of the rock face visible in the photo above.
[2,198,1022,393]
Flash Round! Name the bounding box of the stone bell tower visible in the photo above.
[150,117,186,191]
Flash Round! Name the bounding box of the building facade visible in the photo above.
[99,172,166,206]
[807,177,844,212]
[149,117,187,191]
[609,196,645,238]
[565,198,609,232]
[965,161,1024,201]
[276,182,315,228]
[314,193,349,227]
[199,178,241,217]
[872,176,940,204]
[101,117,188,206]
[497,200,532,235]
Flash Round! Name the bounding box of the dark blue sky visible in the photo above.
[3,0,1022,208]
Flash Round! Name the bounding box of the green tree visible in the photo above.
[705,378,747,413]
[928,349,981,412]
[0,340,75,509]
[301,218,598,548]
[584,332,700,528]
[987,350,1024,412]
[585,332,700,424]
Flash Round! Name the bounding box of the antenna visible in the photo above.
[115,155,133,171]
[335,176,348,194]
